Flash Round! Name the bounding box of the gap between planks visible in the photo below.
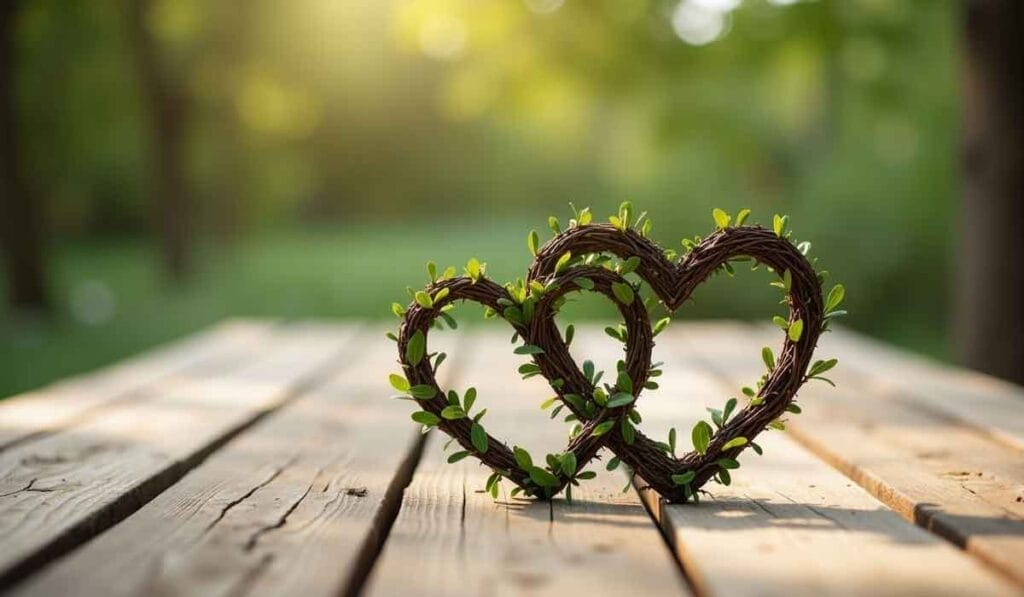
[0,321,364,590]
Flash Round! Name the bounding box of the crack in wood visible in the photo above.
[243,479,316,553]
[204,458,296,534]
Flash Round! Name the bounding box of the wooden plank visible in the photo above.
[13,326,450,597]
[675,321,1024,587]
[365,328,690,597]
[823,327,1024,451]
[0,320,275,451]
[0,321,360,589]
[633,324,1018,596]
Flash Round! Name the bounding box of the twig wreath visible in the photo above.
[387,204,846,503]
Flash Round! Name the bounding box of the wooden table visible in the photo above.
[1,320,1021,596]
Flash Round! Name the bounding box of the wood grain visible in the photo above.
[0,322,359,589]
[630,324,1017,596]
[0,320,274,452]
[13,327,453,597]
[675,321,1024,587]
[365,328,690,597]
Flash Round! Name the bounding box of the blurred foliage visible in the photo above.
[2,0,956,397]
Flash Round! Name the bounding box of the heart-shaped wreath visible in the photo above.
[388,204,846,503]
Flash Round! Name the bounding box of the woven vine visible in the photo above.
[388,204,846,503]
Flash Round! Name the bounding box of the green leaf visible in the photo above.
[616,370,633,393]
[621,418,636,444]
[408,384,436,399]
[718,469,732,486]
[471,423,488,453]
[574,277,594,290]
[406,330,426,366]
[723,397,737,423]
[671,471,696,486]
[414,291,433,309]
[411,411,440,426]
[788,319,804,342]
[576,471,596,480]
[735,208,751,227]
[447,450,471,463]
[433,287,449,303]
[669,427,677,455]
[528,466,560,488]
[722,437,748,450]
[514,344,545,355]
[593,420,615,436]
[786,403,803,414]
[712,208,731,229]
[548,216,561,234]
[772,315,789,330]
[514,446,533,469]
[389,374,410,392]
[463,387,477,413]
[440,405,467,420]
[773,214,786,237]
[612,282,635,305]
[465,257,484,281]
[619,256,641,275]
[391,302,405,317]
[762,346,775,371]
[808,358,838,377]
[606,456,621,471]
[717,458,740,470]
[606,393,635,408]
[561,452,577,476]
[564,324,575,346]
[527,230,540,256]
[555,251,572,274]
[826,284,846,312]
[654,317,670,336]
[692,421,712,455]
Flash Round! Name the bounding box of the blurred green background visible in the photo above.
[0,0,960,398]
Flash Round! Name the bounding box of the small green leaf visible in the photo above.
[463,387,477,413]
[606,456,621,471]
[654,317,670,336]
[448,450,470,463]
[441,405,467,420]
[606,393,635,408]
[762,346,775,371]
[514,344,545,355]
[808,358,838,377]
[411,411,440,426]
[433,287,450,303]
[564,324,575,346]
[391,302,405,317]
[669,427,677,455]
[408,384,436,399]
[671,471,696,486]
[773,214,786,237]
[561,452,577,476]
[772,315,789,330]
[692,421,712,455]
[548,216,561,234]
[406,330,426,366]
[612,282,635,305]
[717,458,740,470]
[514,446,533,469]
[616,370,633,394]
[555,251,573,274]
[788,319,804,342]
[471,423,488,453]
[540,396,559,410]
[619,256,641,275]
[528,466,560,487]
[718,469,732,485]
[527,230,540,256]
[593,420,615,436]
[414,291,433,309]
[826,284,846,312]
[712,208,731,229]
[735,208,751,226]
[621,418,636,444]
[574,277,594,290]
[465,257,484,282]
[389,374,410,392]
[722,437,748,450]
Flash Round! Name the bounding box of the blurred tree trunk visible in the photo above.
[0,0,49,311]
[956,0,1024,384]
[127,0,193,282]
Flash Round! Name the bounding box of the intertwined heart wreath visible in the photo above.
[388,205,845,503]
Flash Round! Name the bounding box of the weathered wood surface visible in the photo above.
[1,319,1022,596]
[365,329,690,597]
[636,325,1017,596]
[0,320,273,451]
[13,331,445,597]
[677,321,1024,586]
[0,322,359,588]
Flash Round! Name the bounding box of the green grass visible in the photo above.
[0,218,948,399]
